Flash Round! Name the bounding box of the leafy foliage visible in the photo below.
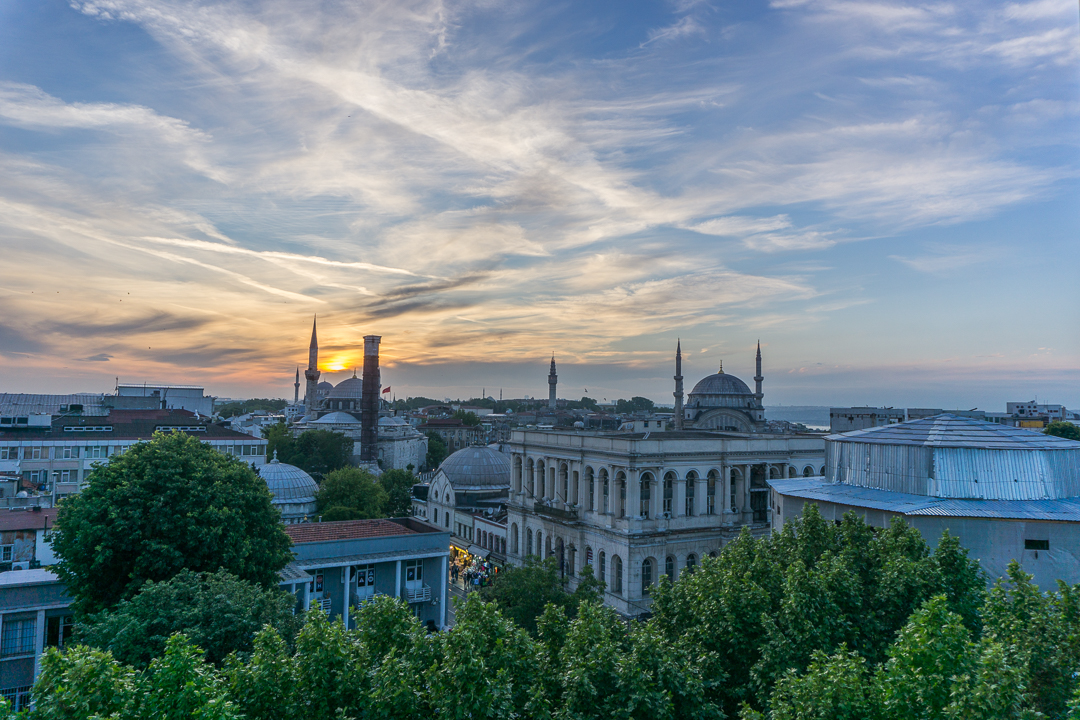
[52,431,293,614]
[78,569,299,668]
[379,468,417,517]
[478,556,603,636]
[614,396,656,414]
[315,466,387,520]
[424,430,449,470]
[452,409,481,426]
[1045,421,1080,441]
[264,424,353,482]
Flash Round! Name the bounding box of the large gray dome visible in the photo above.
[439,446,511,490]
[329,375,363,398]
[313,411,360,424]
[260,456,318,504]
[689,372,754,398]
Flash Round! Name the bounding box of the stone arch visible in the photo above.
[788,465,797,478]
[803,464,815,477]
[770,465,781,480]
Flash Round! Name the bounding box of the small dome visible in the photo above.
[689,372,754,397]
[438,446,511,490]
[313,411,360,424]
[379,416,407,426]
[329,374,364,398]
[317,381,333,391]
[260,454,319,504]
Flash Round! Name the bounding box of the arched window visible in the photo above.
[613,555,623,594]
[568,546,576,576]
[819,465,826,475]
[527,459,535,496]
[685,554,697,573]
[639,475,651,518]
[433,508,438,523]
[663,472,674,515]
[599,551,606,586]
[709,550,718,558]
[666,555,676,584]
[511,523,519,554]
[641,558,654,595]
[513,456,522,493]
[527,528,533,556]
[602,471,610,513]
[586,467,595,510]
[572,469,579,506]
[537,531,544,558]
[804,465,814,477]
[707,471,717,515]
[685,471,697,516]
[445,514,450,528]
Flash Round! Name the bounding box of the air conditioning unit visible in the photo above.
[662,512,671,519]
[11,561,29,571]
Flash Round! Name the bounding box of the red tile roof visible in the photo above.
[285,519,416,544]
[0,508,57,532]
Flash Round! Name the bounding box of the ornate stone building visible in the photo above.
[505,343,825,618]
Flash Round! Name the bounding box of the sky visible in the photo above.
[0,0,1077,410]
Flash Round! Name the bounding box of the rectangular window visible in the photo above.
[0,686,31,712]
[85,446,107,459]
[1024,539,1050,551]
[0,448,12,460]
[62,447,80,459]
[60,470,72,483]
[45,616,74,649]
[405,559,424,587]
[1,618,37,656]
[0,546,12,562]
[352,564,376,601]
[28,448,42,460]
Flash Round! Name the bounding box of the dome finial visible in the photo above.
[718,360,723,374]
[271,449,279,463]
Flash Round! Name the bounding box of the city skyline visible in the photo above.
[0,1,1076,408]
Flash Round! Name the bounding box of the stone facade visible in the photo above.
[505,428,825,618]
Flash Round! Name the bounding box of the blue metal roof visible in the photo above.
[827,414,1080,450]
[769,477,1080,522]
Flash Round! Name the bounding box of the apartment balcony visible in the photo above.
[405,585,432,604]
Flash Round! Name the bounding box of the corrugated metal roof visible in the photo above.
[770,477,1080,522]
[0,393,109,417]
[827,414,1080,450]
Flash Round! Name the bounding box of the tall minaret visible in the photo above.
[754,340,764,402]
[293,366,300,404]
[303,316,320,418]
[548,354,558,410]
[673,340,684,430]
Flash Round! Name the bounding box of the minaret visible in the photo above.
[754,340,764,402]
[673,340,684,431]
[360,335,382,464]
[303,317,320,418]
[548,354,558,410]
[293,367,300,404]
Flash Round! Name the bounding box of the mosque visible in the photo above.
[286,318,427,472]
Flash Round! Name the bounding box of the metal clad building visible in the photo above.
[772,414,1080,591]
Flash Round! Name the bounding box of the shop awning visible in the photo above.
[467,545,490,559]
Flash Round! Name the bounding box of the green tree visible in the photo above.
[615,396,656,414]
[981,562,1080,718]
[265,424,352,483]
[1045,421,1080,441]
[29,644,135,720]
[379,468,416,517]
[315,466,387,520]
[128,634,239,720]
[78,569,299,668]
[424,431,448,470]
[478,556,601,637]
[741,647,874,720]
[52,431,293,614]
[453,409,481,426]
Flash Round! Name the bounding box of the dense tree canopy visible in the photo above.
[614,396,656,413]
[30,502,1080,720]
[452,409,481,426]
[315,467,387,521]
[78,569,299,668]
[52,432,293,614]
[479,556,603,635]
[264,424,352,482]
[1046,421,1080,441]
[424,431,448,470]
[378,468,417,518]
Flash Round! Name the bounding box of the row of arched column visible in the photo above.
[512,455,825,522]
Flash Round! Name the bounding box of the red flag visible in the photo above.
[382,386,391,394]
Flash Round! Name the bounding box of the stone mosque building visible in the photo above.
[506,341,825,619]
[288,318,426,472]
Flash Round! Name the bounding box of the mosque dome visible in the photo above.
[329,374,364,398]
[313,411,360,424]
[259,454,318,505]
[438,446,511,490]
[689,371,754,398]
